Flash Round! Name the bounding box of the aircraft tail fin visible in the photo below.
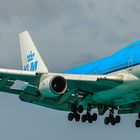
[19,31,48,73]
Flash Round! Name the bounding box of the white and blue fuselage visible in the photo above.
[66,41,140,78]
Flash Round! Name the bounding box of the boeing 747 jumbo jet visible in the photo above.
[1,31,140,128]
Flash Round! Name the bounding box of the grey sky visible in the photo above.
[0,0,140,140]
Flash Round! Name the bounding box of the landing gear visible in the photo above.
[81,113,98,123]
[93,113,98,121]
[115,115,121,123]
[81,107,98,123]
[104,117,110,125]
[68,112,80,122]
[75,113,80,122]
[104,108,121,126]
[135,120,140,128]
[68,104,98,123]
[110,115,116,126]
[71,103,77,113]
[81,114,86,122]
[68,104,81,122]
[104,115,117,125]
[70,104,83,113]
[68,113,74,121]
[77,105,84,113]
[135,112,140,128]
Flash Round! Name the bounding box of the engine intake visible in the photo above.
[39,75,67,97]
[50,76,67,94]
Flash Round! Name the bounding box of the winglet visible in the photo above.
[19,31,48,73]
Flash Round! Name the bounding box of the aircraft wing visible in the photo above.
[0,68,125,113]
[0,68,42,95]
[0,69,124,95]
[31,73,124,111]
[50,73,124,93]
[0,68,41,84]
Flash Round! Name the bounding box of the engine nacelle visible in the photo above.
[39,75,67,97]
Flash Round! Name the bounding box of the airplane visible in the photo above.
[1,31,140,128]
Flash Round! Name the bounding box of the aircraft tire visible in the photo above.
[115,115,121,123]
[75,113,80,122]
[92,113,98,121]
[68,113,74,121]
[109,115,114,122]
[110,117,116,126]
[86,112,91,120]
[81,114,86,122]
[104,117,110,125]
[135,120,140,128]
[88,115,94,123]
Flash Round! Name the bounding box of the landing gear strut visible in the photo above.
[77,105,84,113]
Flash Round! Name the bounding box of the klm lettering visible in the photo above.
[24,61,38,71]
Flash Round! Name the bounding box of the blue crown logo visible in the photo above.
[27,51,35,62]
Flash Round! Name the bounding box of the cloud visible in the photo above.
[0,0,140,72]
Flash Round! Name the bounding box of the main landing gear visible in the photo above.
[68,104,122,126]
[68,104,98,123]
[68,105,140,128]
[81,108,97,123]
[68,104,83,122]
[104,115,121,125]
[68,104,84,122]
[104,108,121,126]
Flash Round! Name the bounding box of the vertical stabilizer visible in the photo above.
[19,31,48,73]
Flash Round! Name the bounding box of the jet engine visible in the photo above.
[39,75,67,97]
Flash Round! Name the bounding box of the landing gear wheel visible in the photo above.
[104,117,110,125]
[86,112,90,120]
[81,115,86,122]
[68,113,74,121]
[88,115,93,123]
[75,113,80,122]
[110,117,116,126]
[77,105,84,113]
[135,120,140,128]
[92,113,98,121]
[71,104,77,113]
[115,115,121,123]
[109,115,114,122]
